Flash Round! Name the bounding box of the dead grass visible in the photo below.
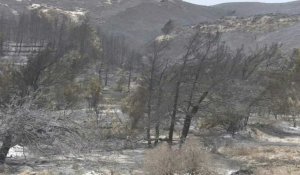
[222,146,278,157]
[144,139,216,175]
[251,128,300,144]
[221,145,300,162]
[18,170,54,175]
[255,166,300,175]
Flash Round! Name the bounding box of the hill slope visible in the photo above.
[1,0,300,49]
[102,0,229,45]
[0,0,229,45]
[215,1,300,17]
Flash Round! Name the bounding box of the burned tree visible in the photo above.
[162,19,175,35]
[0,15,101,163]
[168,30,207,144]
[179,31,222,143]
[0,33,3,56]
[124,50,141,92]
[144,34,170,146]
[0,96,82,163]
[162,28,283,144]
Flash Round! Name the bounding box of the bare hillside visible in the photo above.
[0,0,229,45]
[215,0,300,17]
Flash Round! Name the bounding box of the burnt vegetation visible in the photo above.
[0,1,300,174]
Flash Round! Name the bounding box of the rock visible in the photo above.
[19,170,55,175]
[231,169,254,175]
[19,166,34,172]
[34,160,49,164]
[19,170,36,175]
[131,170,144,175]
[7,145,27,158]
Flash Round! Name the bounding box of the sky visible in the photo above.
[183,0,296,6]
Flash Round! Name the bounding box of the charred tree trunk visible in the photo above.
[128,67,132,92]
[154,63,167,146]
[98,62,104,83]
[180,66,201,144]
[95,108,100,126]
[105,67,109,86]
[154,87,163,146]
[98,69,102,82]
[18,37,23,55]
[243,112,251,129]
[293,115,297,128]
[146,56,157,147]
[168,32,199,144]
[274,114,278,120]
[131,118,139,130]
[168,80,181,145]
[0,37,3,56]
[180,92,208,144]
[146,91,153,147]
[0,134,12,164]
[146,121,151,147]
[168,55,190,144]
[154,122,160,146]
[181,113,193,144]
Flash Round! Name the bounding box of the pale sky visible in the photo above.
[184,0,296,6]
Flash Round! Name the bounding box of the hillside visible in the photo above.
[215,0,300,17]
[0,0,230,46]
[160,14,300,60]
[1,0,300,53]
[100,0,229,45]
[2,0,300,47]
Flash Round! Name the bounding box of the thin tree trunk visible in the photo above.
[168,81,181,145]
[274,114,278,120]
[95,109,100,126]
[154,87,163,146]
[105,67,109,86]
[146,44,161,147]
[18,36,23,55]
[98,69,102,82]
[146,93,152,147]
[0,37,3,56]
[0,134,12,164]
[98,62,104,83]
[244,114,250,128]
[128,68,132,92]
[146,121,151,147]
[154,122,160,146]
[154,62,168,146]
[146,61,156,147]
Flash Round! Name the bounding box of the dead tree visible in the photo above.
[0,96,82,163]
[154,62,169,145]
[124,50,141,92]
[0,33,3,56]
[176,37,282,143]
[179,32,221,143]
[145,36,170,146]
[168,30,204,144]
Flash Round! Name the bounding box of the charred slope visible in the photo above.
[101,1,228,46]
[215,1,300,17]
